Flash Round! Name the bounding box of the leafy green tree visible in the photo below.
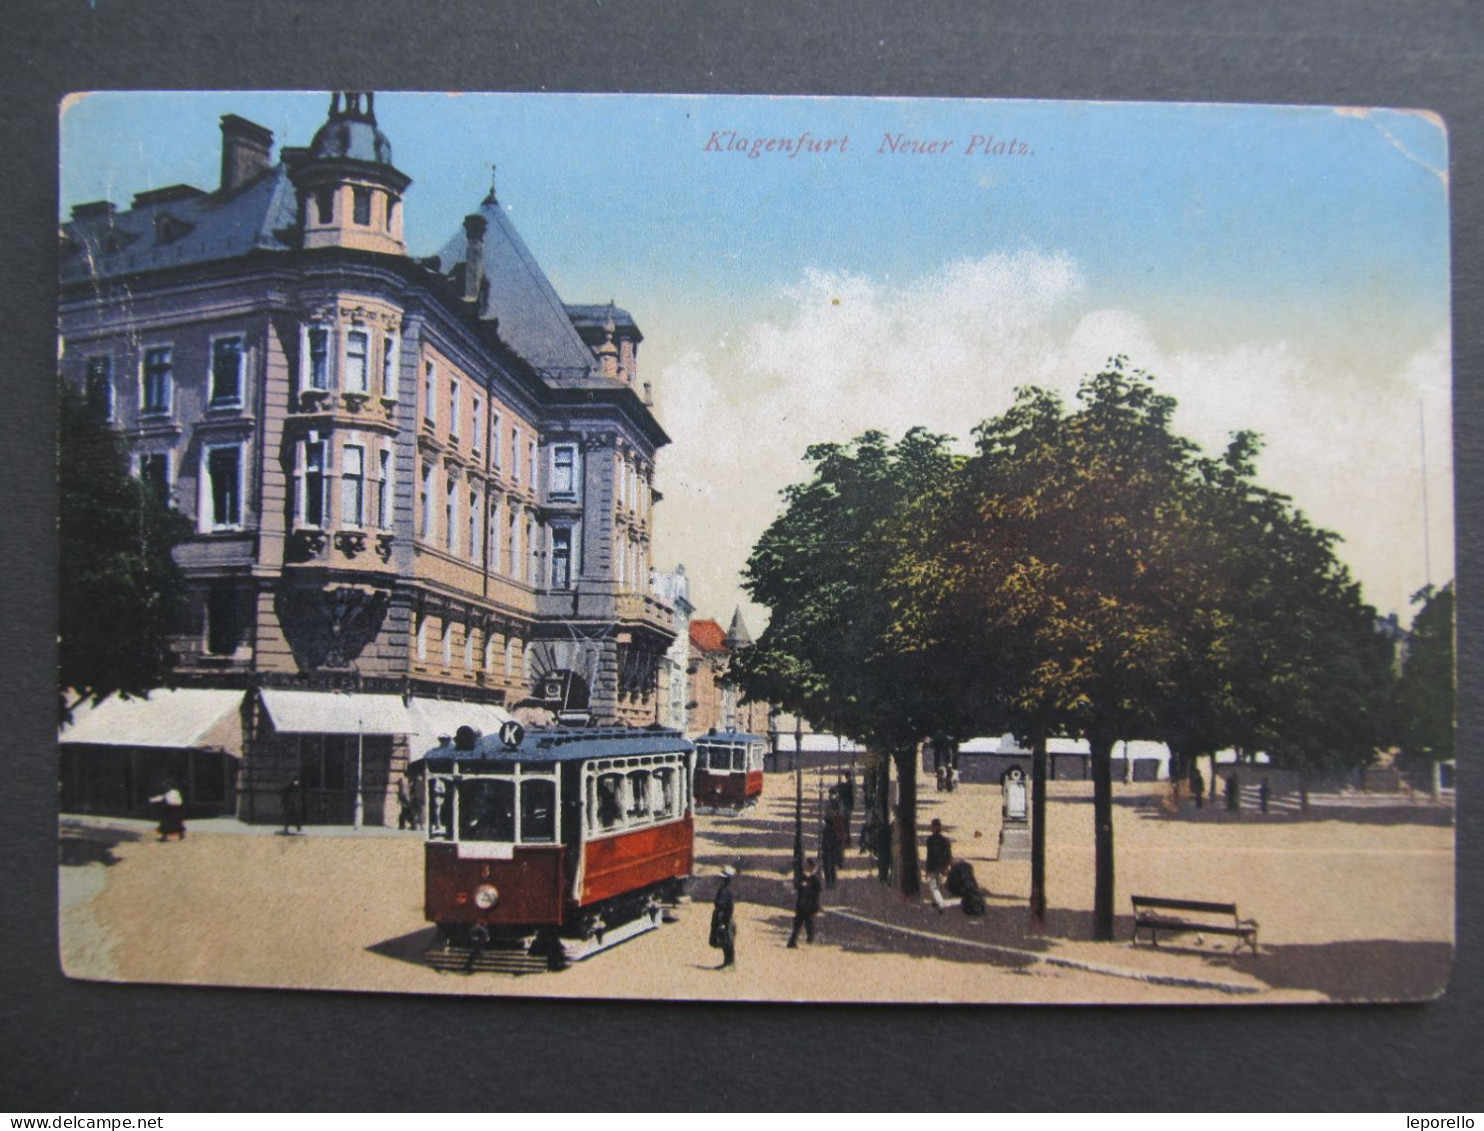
[897,361,1205,939]
[1397,582,1454,795]
[734,428,964,894]
[58,379,190,722]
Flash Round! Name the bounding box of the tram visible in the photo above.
[421,722,694,970]
[692,729,767,812]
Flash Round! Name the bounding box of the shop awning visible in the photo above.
[408,698,514,760]
[60,688,245,755]
[258,689,414,735]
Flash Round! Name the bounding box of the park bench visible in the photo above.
[1130,895,1259,954]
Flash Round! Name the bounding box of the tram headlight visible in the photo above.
[473,883,500,910]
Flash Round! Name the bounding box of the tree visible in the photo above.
[895,361,1206,939]
[1397,582,1454,796]
[58,379,191,722]
[734,428,965,894]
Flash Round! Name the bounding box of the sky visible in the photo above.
[60,92,1453,628]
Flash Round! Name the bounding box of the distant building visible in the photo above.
[58,93,678,824]
[651,565,695,731]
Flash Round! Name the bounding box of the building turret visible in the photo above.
[289,91,411,255]
[725,607,753,650]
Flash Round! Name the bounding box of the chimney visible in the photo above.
[70,200,116,221]
[462,214,487,305]
[220,115,274,192]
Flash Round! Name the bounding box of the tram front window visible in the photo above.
[520,778,556,842]
[458,778,515,842]
[653,767,676,818]
[626,770,651,819]
[731,748,747,771]
[597,773,624,831]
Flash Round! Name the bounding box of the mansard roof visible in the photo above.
[59,166,299,286]
[434,195,606,386]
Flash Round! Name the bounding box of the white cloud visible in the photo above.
[651,250,1453,625]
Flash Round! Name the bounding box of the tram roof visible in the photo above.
[421,725,693,766]
[693,729,765,746]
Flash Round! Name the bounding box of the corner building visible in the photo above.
[58,94,678,825]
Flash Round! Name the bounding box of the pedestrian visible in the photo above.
[149,781,185,842]
[924,818,953,913]
[462,920,490,975]
[945,860,988,916]
[280,777,303,834]
[867,813,892,884]
[410,771,426,830]
[1191,767,1205,810]
[1226,772,1240,811]
[787,858,823,947]
[839,772,855,823]
[820,816,840,889]
[709,865,737,969]
[397,778,416,830]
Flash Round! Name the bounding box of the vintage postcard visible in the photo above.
[56,91,1454,1003]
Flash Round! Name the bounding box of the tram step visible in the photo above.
[424,946,551,976]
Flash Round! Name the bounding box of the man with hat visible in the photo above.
[787,858,823,947]
[709,865,738,969]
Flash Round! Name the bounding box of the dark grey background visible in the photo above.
[2,0,1479,1112]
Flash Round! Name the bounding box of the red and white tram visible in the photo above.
[421,723,694,969]
[692,729,767,812]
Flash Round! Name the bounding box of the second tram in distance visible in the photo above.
[692,729,767,812]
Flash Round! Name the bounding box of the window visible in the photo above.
[344,330,369,393]
[380,334,397,398]
[352,186,371,226]
[463,623,475,670]
[444,478,457,553]
[491,411,503,469]
[423,362,436,424]
[551,444,577,497]
[511,425,520,481]
[85,356,113,421]
[520,778,556,842]
[458,778,514,842]
[139,452,170,503]
[306,327,330,391]
[303,440,326,527]
[210,337,244,406]
[484,634,496,672]
[141,346,172,415]
[377,450,392,529]
[416,613,428,661]
[503,638,515,678]
[529,440,538,492]
[314,187,334,224]
[341,444,365,527]
[626,770,652,820]
[550,527,572,589]
[206,582,241,656]
[468,489,480,562]
[449,378,460,438]
[419,464,432,539]
[507,510,518,576]
[386,197,398,232]
[488,498,501,571]
[596,773,624,830]
[653,768,677,819]
[441,619,452,667]
[204,444,241,530]
[472,397,483,452]
[525,518,535,583]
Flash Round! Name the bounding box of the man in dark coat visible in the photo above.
[787,858,823,947]
[924,818,952,912]
[820,817,841,889]
[709,865,737,969]
[280,777,303,834]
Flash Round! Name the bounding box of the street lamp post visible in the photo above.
[793,716,804,882]
[353,712,365,830]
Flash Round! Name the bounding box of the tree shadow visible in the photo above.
[1224,939,1452,1001]
[58,823,141,867]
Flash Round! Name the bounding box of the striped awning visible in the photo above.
[60,688,245,755]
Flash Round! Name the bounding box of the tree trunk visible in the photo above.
[893,745,921,897]
[1090,733,1116,942]
[1431,759,1442,800]
[1030,731,1048,930]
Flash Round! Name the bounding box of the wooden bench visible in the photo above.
[1131,895,1259,954]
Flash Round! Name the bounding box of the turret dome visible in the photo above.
[309,92,394,165]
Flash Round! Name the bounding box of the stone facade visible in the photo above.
[59,93,678,823]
